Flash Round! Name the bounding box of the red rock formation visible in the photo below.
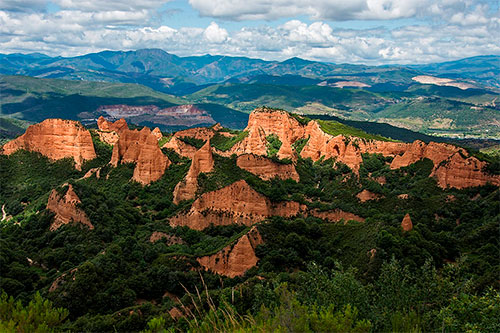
[398,194,409,199]
[228,108,305,159]
[173,141,214,204]
[162,136,198,158]
[431,153,500,189]
[310,209,365,223]
[390,141,500,188]
[152,127,163,141]
[174,126,216,141]
[1,119,96,170]
[301,121,407,173]
[197,226,263,277]
[170,180,305,230]
[97,116,128,133]
[356,189,382,202]
[401,213,413,232]
[46,185,93,231]
[236,154,300,181]
[110,127,170,185]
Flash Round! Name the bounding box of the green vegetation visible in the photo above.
[266,134,282,157]
[210,131,248,151]
[318,119,396,142]
[178,136,205,149]
[158,136,170,147]
[292,137,309,154]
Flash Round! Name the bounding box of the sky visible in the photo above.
[0,0,499,64]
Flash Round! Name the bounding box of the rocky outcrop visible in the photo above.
[236,154,300,181]
[356,189,382,202]
[96,117,128,145]
[170,180,305,230]
[224,108,407,172]
[310,209,365,223]
[97,116,128,133]
[152,127,163,141]
[174,126,216,141]
[1,119,96,170]
[197,226,263,278]
[431,153,500,189]
[228,108,306,159]
[173,141,214,204]
[390,141,500,188]
[111,127,170,185]
[300,121,407,173]
[401,213,413,232]
[46,185,93,231]
[162,136,198,159]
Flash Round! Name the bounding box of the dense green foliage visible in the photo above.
[318,120,395,142]
[210,131,248,151]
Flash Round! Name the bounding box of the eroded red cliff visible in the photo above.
[162,136,198,159]
[110,127,170,185]
[46,184,93,231]
[401,213,413,232]
[236,154,300,181]
[173,140,214,204]
[170,180,305,230]
[1,119,96,170]
[197,226,263,278]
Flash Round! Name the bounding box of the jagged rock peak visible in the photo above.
[110,126,171,185]
[47,184,93,231]
[197,226,263,278]
[1,119,96,170]
[173,140,214,204]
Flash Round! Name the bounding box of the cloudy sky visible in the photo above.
[1,0,499,64]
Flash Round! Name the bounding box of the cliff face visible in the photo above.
[300,121,407,173]
[46,185,93,231]
[173,141,214,204]
[197,227,263,278]
[356,189,382,202]
[431,153,500,189]
[110,127,171,185]
[228,108,305,159]
[162,136,198,159]
[170,180,305,230]
[390,141,500,188]
[174,126,217,141]
[236,154,300,181]
[310,209,365,223]
[224,108,406,172]
[1,119,96,170]
[96,117,128,145]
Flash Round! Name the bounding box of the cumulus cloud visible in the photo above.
[0,0,498,65]
[203,22,228,43]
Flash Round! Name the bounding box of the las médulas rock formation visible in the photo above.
[401,213,413,232]
[162,136,198,159]
[173,126,217,141]
[96,116,128,145]
[1,119,96,170]
[390,140,500,189]
[152,127,163,141]
[197,226,263,278]
[236,154,300,181]
[170,180,306,230]
[110,127,171,185]
[173,140,214,204]
[224,108,499,188]
[223,107,407,172]
[46,184,93,231]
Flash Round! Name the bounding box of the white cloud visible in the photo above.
[203,22,228,43]
[0,0,498,65]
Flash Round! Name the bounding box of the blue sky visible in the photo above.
[0,0,498,64]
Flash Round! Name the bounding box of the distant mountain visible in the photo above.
[2,49,498,94]
[0,75,248,132]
